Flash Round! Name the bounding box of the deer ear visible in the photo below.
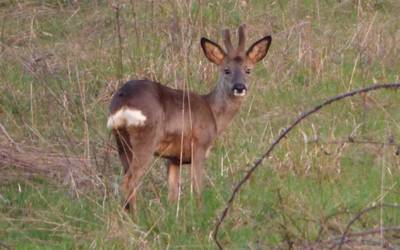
[246,35,272,64]
[201,38,226,65]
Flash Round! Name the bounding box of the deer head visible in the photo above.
[201,25,272,99]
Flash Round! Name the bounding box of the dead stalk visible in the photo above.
[0,122,21,152]
[1,12,6,54]
[113,3,123,85]
[76,65,90,166]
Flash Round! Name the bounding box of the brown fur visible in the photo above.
[108,25,272,211]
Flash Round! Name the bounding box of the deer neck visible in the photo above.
[205,79,244,135]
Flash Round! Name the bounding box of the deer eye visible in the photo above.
[224,68,231,75]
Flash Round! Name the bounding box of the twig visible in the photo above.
[308,136,400,155]
[316,208,350,241]
[336,203,400,250]
[76,64,90,166]
[343,225,400,238]
[308,137,398,147]
[0,241,11,250]
[0,122,21,152]
[1,12,6,54]
[311,226,400,248]
[213,83,400,249]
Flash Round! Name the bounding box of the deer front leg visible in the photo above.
[167,161,180,203]
[192,147,207,198]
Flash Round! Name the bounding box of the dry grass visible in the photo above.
[0,139,102,190]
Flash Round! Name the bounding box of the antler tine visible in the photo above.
[237,24,246,55]
[223,29,234,56]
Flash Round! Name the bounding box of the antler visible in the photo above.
[223,29,235,57]
[223,25,246,58]
[237,24,246,55]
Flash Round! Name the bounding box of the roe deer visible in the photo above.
[107,25,271,211]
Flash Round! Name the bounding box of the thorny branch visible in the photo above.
[308,137,399,148]
[308,136,400,155]
[213,83,400,249]
[336,203,400,250]
[305,225,400,249]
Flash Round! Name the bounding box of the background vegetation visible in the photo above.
[1,0,399,249]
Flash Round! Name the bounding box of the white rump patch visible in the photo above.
[107,108,147,129]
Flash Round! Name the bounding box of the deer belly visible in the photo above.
[155,140,192,164]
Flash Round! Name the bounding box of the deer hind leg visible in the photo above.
[114,129,132,174]
[113,129,132,209]
[167,161,180,203]
[123,128,157,212]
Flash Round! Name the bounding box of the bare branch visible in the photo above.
[213,83,400,250]
[308,137,398,147]
[302,225,400,249]
[336,203,400,250]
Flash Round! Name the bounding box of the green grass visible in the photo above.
[1,0,400,249]
[1,180,99,249]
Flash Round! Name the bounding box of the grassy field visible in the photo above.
[1,0,400,249]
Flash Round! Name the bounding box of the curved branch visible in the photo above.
[213,83,400,249]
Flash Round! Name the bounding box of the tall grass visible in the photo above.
[1,0,399,248]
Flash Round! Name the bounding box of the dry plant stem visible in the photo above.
[213,83,400,250]
[0,241,11,250]
[113,4,123,84]
[335,203,400,250]
[0,122,21,152]
[76,65,90,166]
[129,0,140,47]
[0,13,6,54]
[176,77,186,219]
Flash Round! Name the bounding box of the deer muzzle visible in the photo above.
[232,83,247,97]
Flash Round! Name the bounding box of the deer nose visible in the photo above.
[232,83,247,97]
[232,83,247,93]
